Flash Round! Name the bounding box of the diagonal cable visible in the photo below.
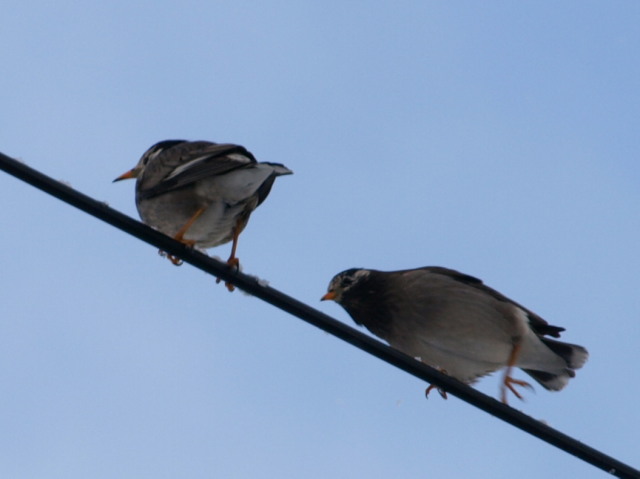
[1,151,638,479]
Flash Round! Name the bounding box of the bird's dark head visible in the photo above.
[321,268,371,303]
[113,139,187,182]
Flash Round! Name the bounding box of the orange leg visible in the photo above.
[159,208,205,266]
[500,342,533,404]
[226,223,241,270]
[216,220,243,292]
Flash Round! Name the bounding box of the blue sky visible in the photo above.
[1,2,639,478]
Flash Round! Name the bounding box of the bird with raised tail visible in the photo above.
[114,140,292,291]
[322,266,588,403]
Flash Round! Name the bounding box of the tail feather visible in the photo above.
[522,339,588,391]
[523,368,573,391]
[541,338,589,370]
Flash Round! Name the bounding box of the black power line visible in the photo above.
[1,151,638,479]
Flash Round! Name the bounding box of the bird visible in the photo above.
[321,266,588,403]
[114,140,292,291]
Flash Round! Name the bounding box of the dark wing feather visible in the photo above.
[140,143,257,199]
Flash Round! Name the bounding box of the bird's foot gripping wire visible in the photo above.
[158,249,184,266]
[425,383,448,400]
[216,256,240,292]
[424,367,449,400]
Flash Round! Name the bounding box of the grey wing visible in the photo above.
[407,266,565,338]
[141,143,257,199]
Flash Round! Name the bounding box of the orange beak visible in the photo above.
[321,291,336,301]
[113,169,138,182]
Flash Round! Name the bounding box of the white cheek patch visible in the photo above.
[352,269,371,283]
[340,270,371,296]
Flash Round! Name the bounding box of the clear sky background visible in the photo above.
[1,2,639,478]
